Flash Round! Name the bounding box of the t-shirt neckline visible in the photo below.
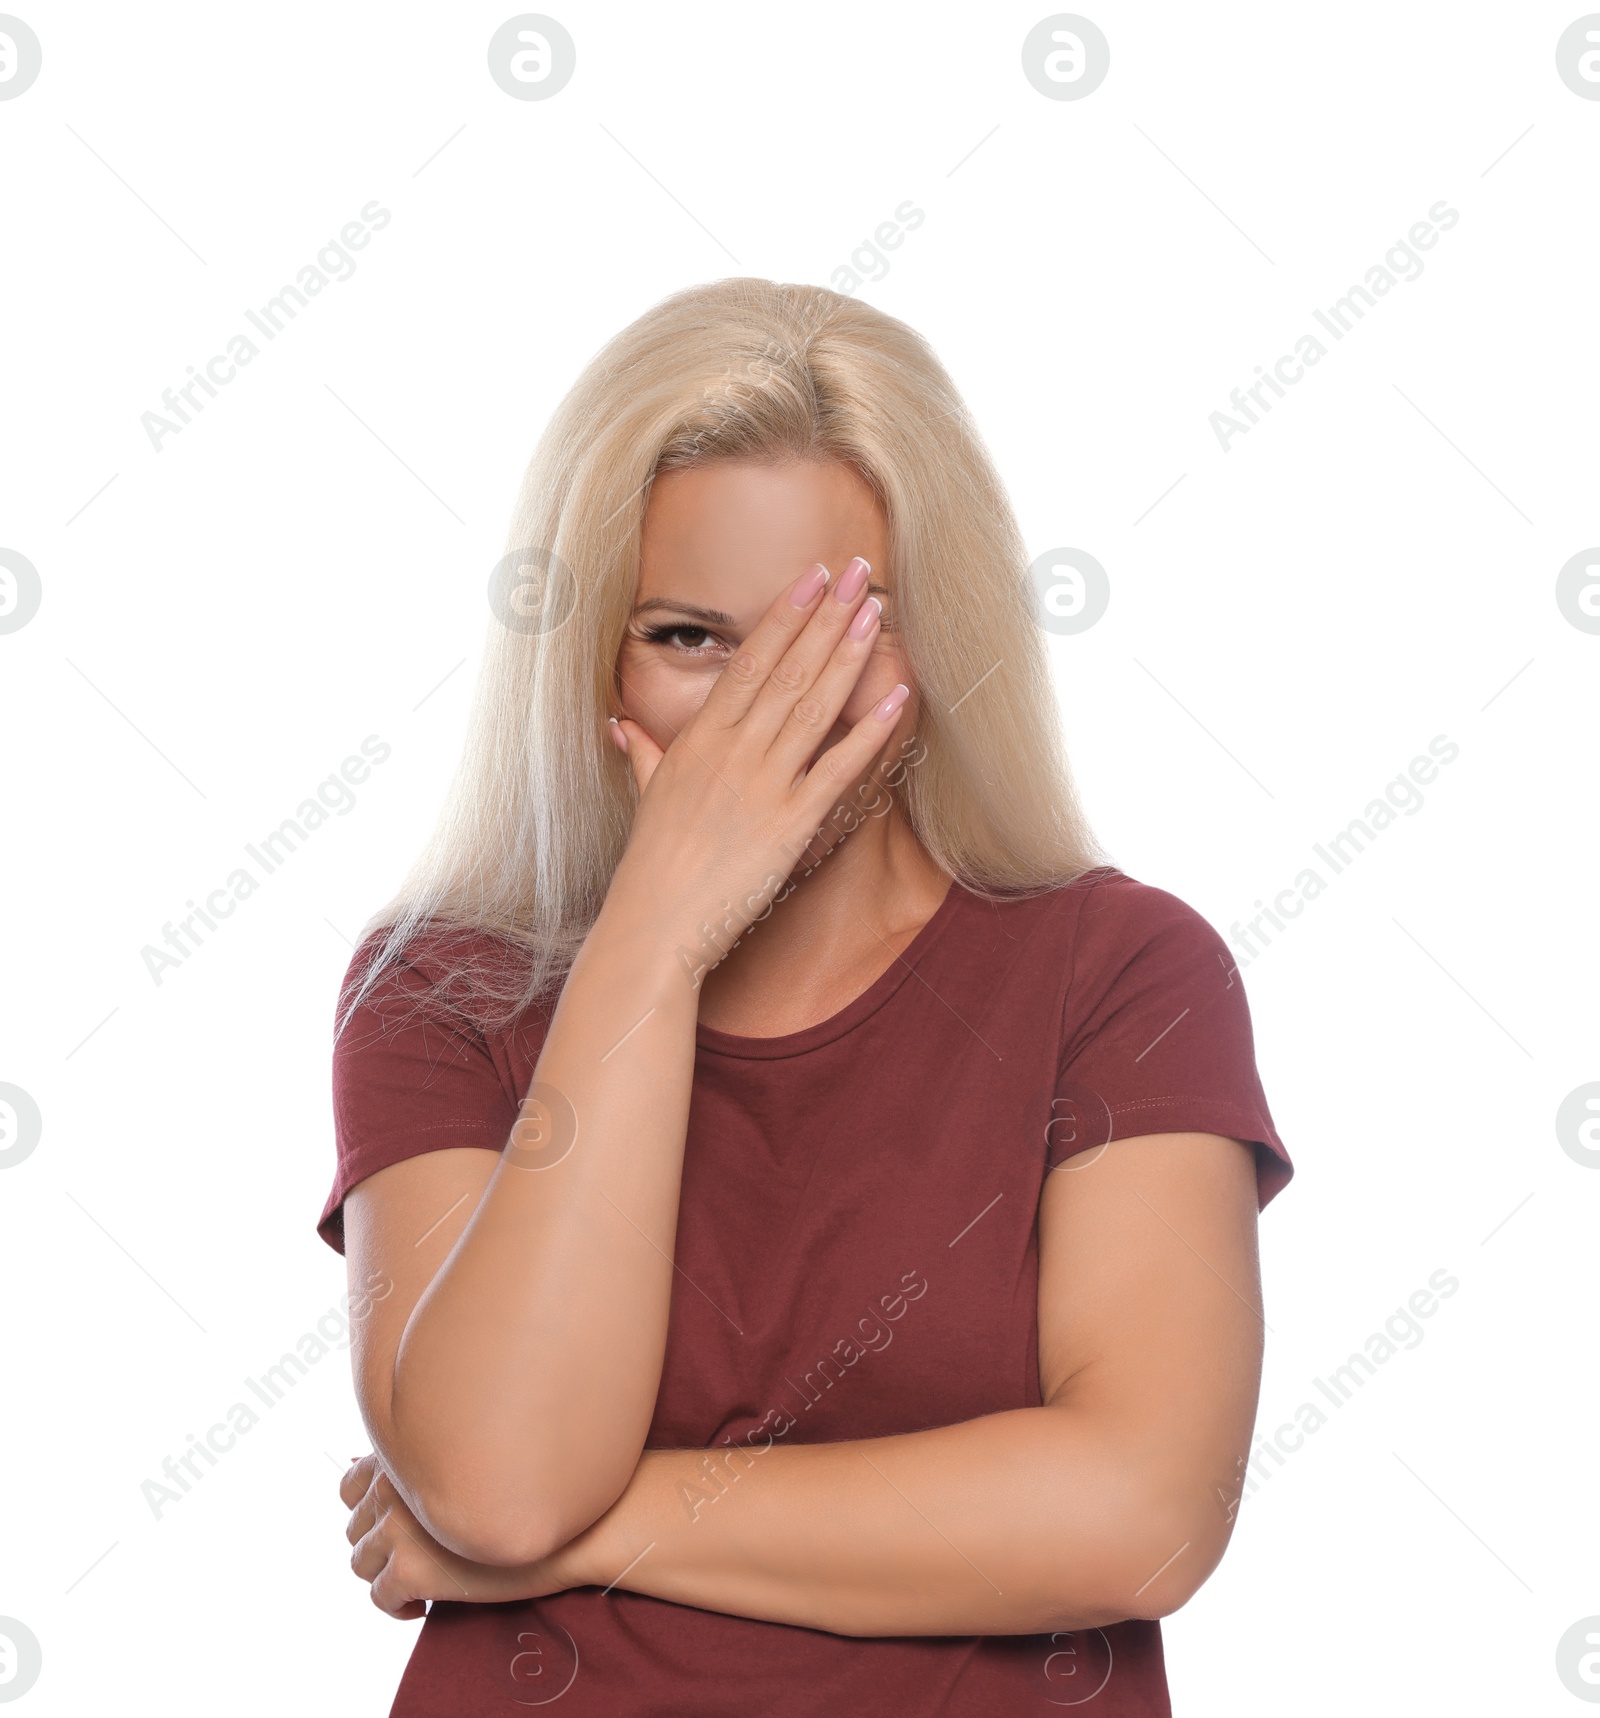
[694,876,970,1060]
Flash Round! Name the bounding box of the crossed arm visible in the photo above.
[340,1127,1266,1636]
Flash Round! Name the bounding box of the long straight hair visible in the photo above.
[340,278,1106,1036]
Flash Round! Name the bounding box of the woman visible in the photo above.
[322,278,1293,1715]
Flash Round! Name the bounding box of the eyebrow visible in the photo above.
[632,582,889,627]
[632,597,738,626]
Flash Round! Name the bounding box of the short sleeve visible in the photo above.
[316,938,521,1254]
[1047,874,1293,1210]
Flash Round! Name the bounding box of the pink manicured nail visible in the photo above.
[608,717,628,754]
[833,557,870,604]
[790,563,830,607]
[847,596,882,640]
[873,683,910,722]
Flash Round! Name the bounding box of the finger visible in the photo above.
[694,560,834,730]
[370,1555,428,1621]
[612,716,665,794]
[350,1519,391,1585]
[793,682,912,826]
[339,1453,379,1510]
[765,595,883,779]
[345,1482,380,1546]
[380,1595,428,1622]
[739,557,876,751]
[345,1466,391,1544]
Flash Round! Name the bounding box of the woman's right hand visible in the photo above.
[606,556,907,962]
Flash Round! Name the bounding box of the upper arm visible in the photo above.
[1036,1130,1264,1617]
[323,944,524,1456]
[344,1147,500,1456]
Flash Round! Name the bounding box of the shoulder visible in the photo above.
[1026,868,1247,1066]
[334,920,550,1050]
[1069,867,1230,962]
[322,921,535,1254]
[1033,871,1291,1205]
[983,865,1229,972]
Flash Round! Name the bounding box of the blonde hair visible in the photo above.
[341,277,1105,1035]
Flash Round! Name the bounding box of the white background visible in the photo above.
[2,2,1596,1712]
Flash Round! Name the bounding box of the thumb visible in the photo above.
[610,716,666,794]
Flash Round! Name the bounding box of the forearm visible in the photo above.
[558,1406,1225,1637]
[383,897,701,1559]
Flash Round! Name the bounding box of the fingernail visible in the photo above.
[847,596,882,640]
[608,717,628,754]
[790,563,829,607]
[833,557,870,604]
[873,683,910,722]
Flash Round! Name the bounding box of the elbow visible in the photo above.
[1030,1463,1231,1629]
[420,1489,572,1568]
[411,1475,600,1569]
[1023,1408,1243,1627]
[380,1413,635,1567]
[1095,1494,1233,1624]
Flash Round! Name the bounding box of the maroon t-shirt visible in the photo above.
[319,865,1292,1717]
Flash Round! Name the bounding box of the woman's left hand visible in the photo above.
[341,1454,578,1618]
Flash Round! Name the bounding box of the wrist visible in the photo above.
[588,889,730,999]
